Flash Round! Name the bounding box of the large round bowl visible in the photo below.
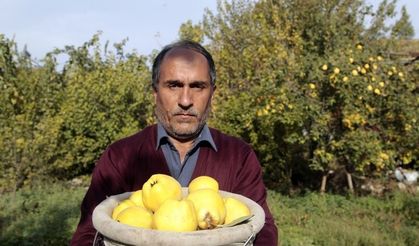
[92,188,265,246]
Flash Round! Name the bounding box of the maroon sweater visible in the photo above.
[71,124,278,245]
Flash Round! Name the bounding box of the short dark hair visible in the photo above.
[151,40,216,90]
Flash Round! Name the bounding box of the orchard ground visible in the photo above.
[0,179,417,246]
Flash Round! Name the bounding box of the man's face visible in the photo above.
[153,48,215,141]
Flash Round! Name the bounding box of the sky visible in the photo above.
[1,0,418,61]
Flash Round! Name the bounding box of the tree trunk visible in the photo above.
[320,174,328,194]
[346,172,354,193]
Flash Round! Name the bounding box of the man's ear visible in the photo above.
[211,85,217,99]
[152,85,158,102]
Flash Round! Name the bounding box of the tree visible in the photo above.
[0,34,154,191]
[193,0,417,192]
[0,35,65,191]
[178,20,204,43]
[391,6,415,39]
[47,35,153,178]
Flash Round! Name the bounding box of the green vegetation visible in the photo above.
[0,33,153,192]
[1,0,418,193]
[1,0,418,244]
[270,190,419,245]
[0,182,417,245]
[0,182,85,245]
[199,0,418,191]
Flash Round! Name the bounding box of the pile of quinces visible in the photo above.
[111,174,251,232]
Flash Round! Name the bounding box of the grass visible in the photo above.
[0,181,418,245]
[269,190,419,246]
[0,182,86,245]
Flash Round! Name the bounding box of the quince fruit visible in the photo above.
[153,199,198,232]
[142,174,182,212]
[189,176,219,193]
[224,197,251,225]
[186,189,226,229]
[129,189,145,208]
[116,206,153,229]
[112,199,136,220]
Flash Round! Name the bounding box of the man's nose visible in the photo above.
[178,87,193,109]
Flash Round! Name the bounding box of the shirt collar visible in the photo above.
[156,123,217,151]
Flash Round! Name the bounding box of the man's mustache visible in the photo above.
[172,109,198,117]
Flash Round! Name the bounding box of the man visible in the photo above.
[71,40,278,245]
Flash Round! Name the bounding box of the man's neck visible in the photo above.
[169,136,195,164]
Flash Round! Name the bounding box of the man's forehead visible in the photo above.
[163,47,207,64]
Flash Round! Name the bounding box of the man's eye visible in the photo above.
[190,83,206,89]
[168,83,182,88]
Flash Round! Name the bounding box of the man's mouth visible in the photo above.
[174,111,197,117]
[173,112,197,122]
[177,113,194,116]
[175,113,195,118]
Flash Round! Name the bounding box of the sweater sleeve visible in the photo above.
[70,147,129,246]
[232,148,278,246]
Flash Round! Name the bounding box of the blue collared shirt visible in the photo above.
[156,123,217,187]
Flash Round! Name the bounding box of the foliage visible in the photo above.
[0,35,65,191]
[178,20,204,43]
[391,6,415,39]
[0,0,418,193]
[194,0,418,190]
[49,34,152,178]
[0,33,152,192]
[307,44,418,175]
[0,181,85,245]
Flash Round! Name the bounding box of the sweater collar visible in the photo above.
[155,123,217,152]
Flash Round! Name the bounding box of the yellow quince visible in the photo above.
[112,199,136,220]
[116,206,153,229]
[224,197,251,225]
[186,189,226,229]
[153,199,198,232]
[142,174,182,212]
[129,189,146,208]
[189,176,219,193]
